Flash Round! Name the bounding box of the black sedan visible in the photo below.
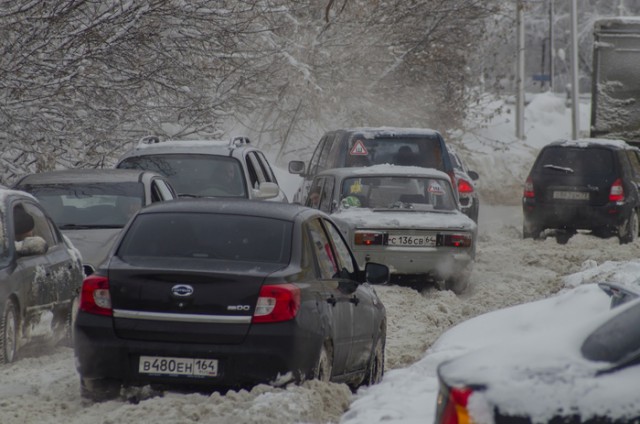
[74,199,388,400]
[1,188,84,363]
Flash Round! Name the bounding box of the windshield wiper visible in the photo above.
[59,224,123,230]
[543,164,574,173]
[178,193,202,198]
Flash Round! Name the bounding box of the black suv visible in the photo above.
[288,127,455,204]
[523,138,640,244]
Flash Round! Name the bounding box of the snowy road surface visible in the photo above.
[2,204,638,424]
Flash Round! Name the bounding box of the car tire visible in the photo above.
[80,377,121,402]
[445,273,469,295]
[362,334,385,387]
[619,209,639,244]
[59,296,79,347]
[0,300,18,364]
[313,343,333,383]
[522,222,542,240]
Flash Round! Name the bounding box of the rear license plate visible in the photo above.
[387,234,437,247]
[553,191,589,200]
[138,356,218,377]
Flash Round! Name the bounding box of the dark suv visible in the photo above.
[288,127,455,204]
[523,138,640,244]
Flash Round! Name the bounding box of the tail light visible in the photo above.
[458,179,474,194]
[439,233,473,248]
[438,386,474,424]
[609,178,624,202]
[79,275,112,316]
[252,284,300,323]
[355,231,385,246]
[523,176,534,198]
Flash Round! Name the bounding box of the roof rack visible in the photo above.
[229,136,251,147]
[138,135,161,146]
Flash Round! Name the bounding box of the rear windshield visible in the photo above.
[117,212,292,264]
[343,136,445,169]
[341,176,457,211]
[535,147,615,176]
[118,154,247,198]
[22,182,144,228]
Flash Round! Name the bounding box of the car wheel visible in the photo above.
[522,222,542,239]
[80,377,121,402]
[0,300,18,364]
[555,231,573,245]
[362,334,385,386]
[619,209,639,244]
[313,343,333,383]
[59,296,79,347]
[445,274,469,295]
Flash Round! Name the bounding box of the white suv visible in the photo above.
[117,136,288,202]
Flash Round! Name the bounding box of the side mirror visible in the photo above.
[253,182,280,199]
[467,170,479,181]
[365,262,389,285]
[16,236,49,257]
[288,160,306,175]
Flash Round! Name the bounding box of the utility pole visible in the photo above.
[570,0,580,140]
[549,0,554,92]
[516,0,525,140]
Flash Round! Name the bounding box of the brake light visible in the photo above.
[439,233,473,248]
[458,179,474,194]
[354,231,385,246]
[439,386,474,424]
[609,178,624,202]
[523,176,534,198]
[79,275,112,316]
[252,284,301,323]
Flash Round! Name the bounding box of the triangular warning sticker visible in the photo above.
[350,140,368,155]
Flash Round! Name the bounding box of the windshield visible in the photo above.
[118,154,247,198]
[340,176,457,211]
[343,136,445,169]
[117,212,292,264]
[24,182,144,228]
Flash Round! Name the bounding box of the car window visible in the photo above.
[319,177,335,213]
[308,136,328,176]
[341,176,456,210]
[536,147,614,176]
[343,136,444,169]
[255,151,278,183]
[306,177,334,211]
[14,201,58,247]
[21,182,144,227]
[117,212,292,264]
[306,218,338,279]
[118,154,247,198]
[626,150,640,177]
[151,179,175,202]
[322,218,355,275]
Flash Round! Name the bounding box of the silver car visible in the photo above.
[13,169,177,275]
[305,165,477,293]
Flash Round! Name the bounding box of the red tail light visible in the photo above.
[609,178,624,202]
[523,176,534,198]
[438,386,474,424]
[458,179,474,194]
[252,284,301,323]
[355,231,385,246]
[439,233,473,248]
[79,275,112,316]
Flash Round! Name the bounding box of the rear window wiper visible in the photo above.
[596,348,640,376]
[178,193,202,198]
[543,164,574,173]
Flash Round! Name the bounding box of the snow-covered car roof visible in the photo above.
[315,164,451,180]
[14,168,165,185]
[551,138,635,150]
[118,136,254,159]
[329,127,442,139]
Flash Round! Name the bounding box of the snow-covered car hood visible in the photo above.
[62,228,123,270]
[437,285,640,423]
[331,208,476,231]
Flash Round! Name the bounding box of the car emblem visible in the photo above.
[171,284,194,297]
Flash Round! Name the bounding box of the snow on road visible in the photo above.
[2,204,638,424]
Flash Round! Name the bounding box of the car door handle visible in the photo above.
[326,295,337,306]
[349,295,360,305]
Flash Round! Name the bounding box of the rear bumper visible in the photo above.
[352,247,474,279]
[522,198,631,231]
[74,312,323,389]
